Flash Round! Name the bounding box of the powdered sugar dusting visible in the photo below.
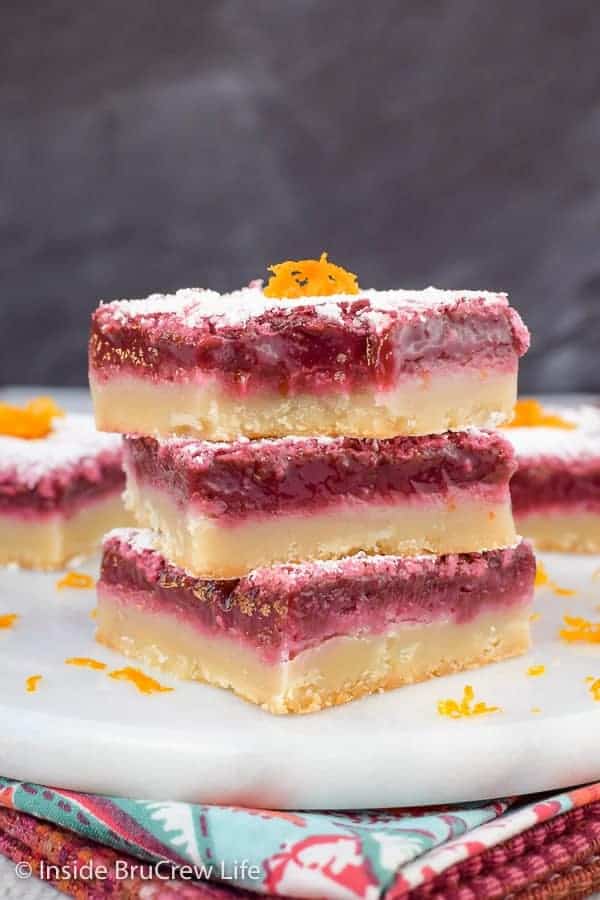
[0,414,123,486]
[165,433,338,466]
[111,527,522,583]
[103,289,219,324]
[251,544,523,585]
[503,405,600,460]
[99,285,508,332]
[104,527,157,554]
[136,427,495,468]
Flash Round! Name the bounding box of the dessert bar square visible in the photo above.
[96,529,535,714]
[0,413,129,569]
[505,403,600,553]
[90,286,529,440]
[123,430,518,578]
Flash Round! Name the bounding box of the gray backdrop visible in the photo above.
[2,0,599,391]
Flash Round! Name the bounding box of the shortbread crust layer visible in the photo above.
[96,601,530,714]
[91,369,518,439]
[124,479,516,578]
[97,530,534,712]
[0,492,130,570]
[514,510,600,553]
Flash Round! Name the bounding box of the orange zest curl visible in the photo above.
[534,562,549,589]
[264,252,359,299]
[26,675,43,693]
[0,396,65,439]
[108,666,173,695]
[437,684,501,719]
[506,399,575,429]
[526,664,546,677]
[552,585,576,598]
[0,613,18,630]
[560,615,600,644]
[65,657,107,671]
[56,572,96,591]
[588,679,600,701]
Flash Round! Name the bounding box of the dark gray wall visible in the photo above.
[2,0,600,390]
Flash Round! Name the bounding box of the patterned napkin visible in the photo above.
[1,776,600,898]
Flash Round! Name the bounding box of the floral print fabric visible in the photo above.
[0,777,598,898]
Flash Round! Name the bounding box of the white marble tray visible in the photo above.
[1,549,600,809]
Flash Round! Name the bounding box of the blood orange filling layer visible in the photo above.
[510,456,600,517]
[0,457,125,520]
[123,430,516,521]
[90,287,529,397]
[98,529,535,666]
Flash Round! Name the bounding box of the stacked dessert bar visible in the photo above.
[504,400,600,553]
[0,397,129,569]
[90,258,535,713]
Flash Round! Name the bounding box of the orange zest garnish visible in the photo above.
[535,561,576,597]
[534,561,549,588]
[0,613,18,630]
[56,572,95,591]
[108,666,173,695]
[264,252,359,299]
[526,664,546,677]
[65,657,107,671]
[505,399,575,429]
[588,679,600,701]
[437,684,501,719]
[26,674,42,693]
[0,396,65,439]
[559,615,600,644]
[553,585,576,597]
